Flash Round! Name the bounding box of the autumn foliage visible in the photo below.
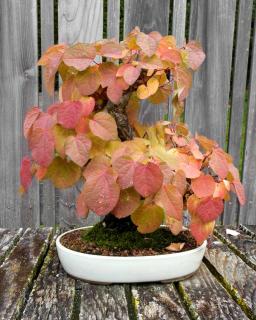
[20,27,245,245]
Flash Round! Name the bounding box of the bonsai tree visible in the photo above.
[20,27,245,245]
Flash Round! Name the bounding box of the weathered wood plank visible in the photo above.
[124,0,170,124]
[132,284,189,320]
[185,0,236,147]
[215,226,256,270]
[0,228,23,264]
[0,228,53,319]
[240,9,256,225]
[0,0,40,228]
[79,282,130,320]
[205,236,256,317]
[240,225,256,238]
[172,0,187,46]
[40,0,56,226]
[224,0,253,225]
[179,263,249,319]
[58,0,103,228]
[21,235,76,320]
[108,0,120,40]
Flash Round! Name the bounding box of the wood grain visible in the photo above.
[185,0,236,148]
[240,9,256,225]
[0,228,23,264]
[205,236,256,315]
[215,226,256,269]
[40,0,56,226]
[172,0,187,46]
[21,236,76,320]
[132,284,189,319]
[0,0,40,228]
[108,0,120,40]
[0,228,52,319]
[224,0,253,225]
[58,0,103,228]
[180,263,249,319]
[124,0,170,124]
[79,282,129,319]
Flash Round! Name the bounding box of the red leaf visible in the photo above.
[29,128,55,167]
[89,112,118,141]
[65,135,91,167]
[63,43,96,71]
[33,113,55,130]
[20,156,32,192]
[57,101,83,129]
[83,167,120,215]
[76,192,89,218]
[209,148,229,179]
[232,180,246,205]
[191,175,216,198]
[196,197,224,222]
[133,162,163,197]
[23,107,41,139]
[112,188,141,218]
[154,184,183,220]
[112,155,137,189]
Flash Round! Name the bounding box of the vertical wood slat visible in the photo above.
[223,0,253,224]
[107,0,120,40]
[172,0,187,47]
[40,0,56,226]
[124,0,170,124]
[0,0,39,228]
[58,0,103,228]
[185,0,236,148]
[240,10,256,225]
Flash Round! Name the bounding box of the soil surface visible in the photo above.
[60,224,197,257]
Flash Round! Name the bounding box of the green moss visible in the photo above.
[81,222,189,251]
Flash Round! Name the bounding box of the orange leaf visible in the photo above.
[196,197,224,222]
[52,125,75,158]
[165,242,185,252]
[137,77,159,99]
[63,43,96,71]
[190,215,215,245]
[136,32,157,57]
[191,175,216,198]
[185,41,206,71]
[23,107,41,139]
[166,217,183,236]
[65,135,91,167]
[172,169,187,196]
[123,65,141,85]
[76,66,101,96]
[20,156,32,192]
[209,148,229,179]
[76,192,89,218]
[232,180,246,205]
[112,155,137,189]
[154,184,183,220]
[112,188,141,218]
[99,62,118,88]
[89,112,118,141]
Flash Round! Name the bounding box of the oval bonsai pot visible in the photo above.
[56,227,207,284]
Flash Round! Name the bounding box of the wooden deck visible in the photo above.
[0,225,255,320]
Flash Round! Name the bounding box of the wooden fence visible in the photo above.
[0,0,255,228]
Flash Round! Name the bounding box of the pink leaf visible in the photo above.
[57,101,83,129]
[209,148,229,179]
[112,155,137,189]
[136,32,157,57]
[99,62,118,88]
[76,192,89,218]
[23,107,41,139]
[185,41,206,71]
[232,180,246,205]
[106,81,123,104]
[123,66,141,85]
[133,162,163,197]
[65,135,92,167]
[89,112,118,141]
[81,97,95,116]
[63,43,96,71]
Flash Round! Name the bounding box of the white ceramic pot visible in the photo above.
[56,227,207,284]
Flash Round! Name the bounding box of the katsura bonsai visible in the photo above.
[20,27,245,253]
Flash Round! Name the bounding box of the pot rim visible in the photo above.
[56,226,207,260]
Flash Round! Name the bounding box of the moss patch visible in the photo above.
[81,222,195,251]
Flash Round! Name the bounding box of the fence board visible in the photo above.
[172,0,187,47]
[58,0,103,228]
[224,0,253,225]
[108,0,120,40]
[185,0,236,148]
[124,0,170,124]
[0,0,39,228]
[240,10,256,225]
[40,0,56,226]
